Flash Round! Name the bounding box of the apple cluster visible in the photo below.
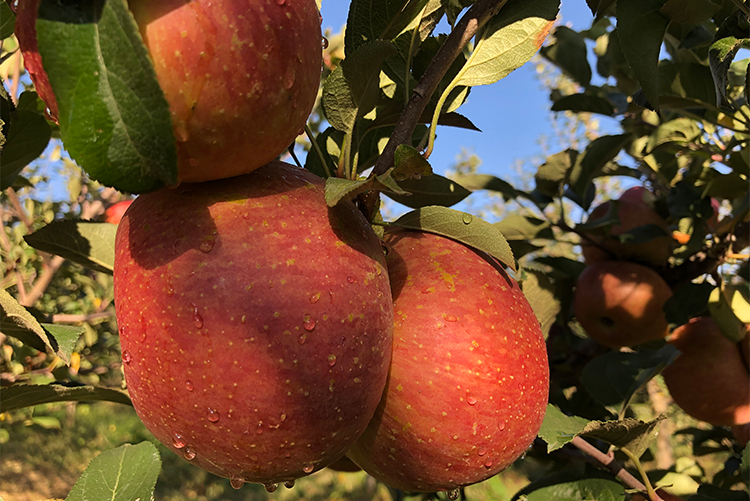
[573,187,749,438]
[15,0,550,494]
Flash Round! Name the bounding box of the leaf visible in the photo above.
[304,126,343,179]
[551,93,616,116]
[345,0,430,56]
[0,107,52,191]
[450,0,560,88]
[0,383,132,412]
[30,416,62,429]
[741,444,749,489]
[322,41,398,133]
[392,144,433,180]
[568,134,631,204]
[390,206,516,271]
[24,220,117,274]
[385,174,470,208]
[659,0,719,24]
[535,149,578,197]
[541,26,592,87]
[0,289,63,360]
[581,345,680,413]
[709,10,750,108]
[42,324,84,363]
[0,0,16,40]
[520,269,560,339]
[450,173,525,201]
[538,404,590,452]
[708,286,748,343]
[663,282,713,327]
[495,215,554,240]
[646,118,702,153]
[616,0,670,109]
[36,0,178,193]
[324,169,410,207]
[66,442,160,501]
[522,476,626,501]
[688,484,750,501]
[581,415,666,458]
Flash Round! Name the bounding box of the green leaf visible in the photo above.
[688,485,750,501]
[66,442,160,501]
[659,0,719,24]
[581,415,666,458]
[0,0,15,40]
[495,215,554,240]
[389,206,516,271]
[30,415,62,429]
[36,0,178,193]
[322,40,398,133]
[42,323,85,363]
[541,26,591,87]
[568,134,631,205]
[535,148,578,197]
[616,0,670,109]
[450,173,526,202]
[345,0,431,56]
[304,127,343,179]
[0,289,66,360]
[663,282,713,327]
[708,286,748,343]
[385,174,470,208]
[24,220,117,274]
[520,269,559,339]
[1,383,131,412]
[741,444,749,488]
[523,476,626,501]
[392,144,433,180]
[551,93,616,116]
[709,10,750,107]
[0,107,52,191]
[324,169,409,207]
[538,404,590,452]
[646,118,702,153]
[449,0,559,88]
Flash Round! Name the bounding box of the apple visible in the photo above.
[104,200,133,225]
[327,456,362,473]
[346,229,549,493]
[113,161,393,488]
[573,261,672,347]
[14,0,322,184]
[732,423,750,446]
[581,186,673,267]
[662,318,750,426]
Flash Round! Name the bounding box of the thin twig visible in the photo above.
[6,188,33,230]
[52,311,114,323]
[21,255,64,307]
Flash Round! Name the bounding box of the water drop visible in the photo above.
[175,123,190,142]
[467,396,477,405]
[347,276,355,283]
[256,423,264,435]
[199,238,214,253]
[166,283,175,296]
[519,452,526,460]
[122,350,132,364]
[421,287,432,294]
[327,354,337,367]
[462,213,473,224]
[318,10,323,24]
[275,0,285,5]
[302,462,314,473]
[264,483,278,493]
[280,413,287,422]
[284,480,296,489]
[321,36,329,49]
[230,476,245,489]
[477,446,486,456]
[448,488,460,500]
[241,315,247,324]
[283,67,295,89]
[183,446,196,460]
[303,316,316,331]
[498,421,505,431]
[309,292,321,304]
[484,458,493,468]
[445,314,457,322]
[298,334,307,345]
[119,326,126,336]
[192,305,204,329]
[173,433,187,449]
[207,408,220,423]
[185,380,194,391]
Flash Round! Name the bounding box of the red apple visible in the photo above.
[581,186,673,267]
[573,261,672,347]
[662,318,750,426]
[15,0,322,184]
[104,200,133,225]
[346,229,549,493]
[113,161,393,488]
[327,456,362,473]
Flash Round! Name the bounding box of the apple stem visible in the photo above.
[621,448,659,501]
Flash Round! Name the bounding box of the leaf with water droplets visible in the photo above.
[538,404,590,452]
[0,383,132,413]
[66,441,161,501]
[389,206,516,272]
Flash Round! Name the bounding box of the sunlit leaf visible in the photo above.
[581,415,666,458]
[24,220,117,274]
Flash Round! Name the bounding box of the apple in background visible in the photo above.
[732,423,750,446]
[104,200,133,225]
[113,162,393,488]
[662,318,750,426]
[581,186,673,267]
[573,261,672,347]
[14,0,322,184]
[347,229,549,493]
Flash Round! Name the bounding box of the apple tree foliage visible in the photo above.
[1,0,749,499]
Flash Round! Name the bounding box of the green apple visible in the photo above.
[113,162,393,488]
[346,229,549,493]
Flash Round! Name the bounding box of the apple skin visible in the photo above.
[327,455,362,473]
[113,161,393,485]
[104,200,133,225]
[573,261,672,348]
[346,229,549,492]
[582,187,673,267]
[662,318,750,426]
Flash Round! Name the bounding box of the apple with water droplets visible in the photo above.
[14,0,322,184]
[346,229,549,492]
[113,162,393,486]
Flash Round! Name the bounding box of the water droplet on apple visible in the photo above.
[207,407,220,422]
[498,421,505,431]
[421,287,432,294]
[462,213,473,224]
[280,413,287,422]
[347,276,355,283]
[256,423,264,435]
[284,480,296,489]
[448,488,460,500]
[199,238,214,253]
[477,446,486,456]
[298,334,307,345]
[192,305,204,329]
[318,10,323,24]
[175,123,190,142]
[230,476,245,489]
[467,396,477,405]
[484,458,493,468]
[183,446,196,460]
[166,283,174,296]
[327,354,337,367]
[119,326,126,336]
[122,350,132,364]
[264,483,278,492]
[445,314,457,322]
[275,0,285,5]
[309,292,321,304]
[172,433,187,449]
[185,380,194,391]
[303,316,316,331]
[302,462,314,473]
[322,36,329,49]
[283,67,295,89]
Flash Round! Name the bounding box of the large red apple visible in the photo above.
[581,187,673,267]
[346,229,549,493]
[662,318,750,426]
[14,0,321,184]
[113,162,393,488]
[573,261,672,347]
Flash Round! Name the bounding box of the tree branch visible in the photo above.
[21,255,64,308]
[52,311,114,323]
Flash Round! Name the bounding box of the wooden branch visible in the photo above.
[21,255,64,308]
[52,311,114,323]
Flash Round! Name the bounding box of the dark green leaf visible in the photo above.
[741,444,749,488]
[345,0,430,56]
[659,0,720,24]
[663,282,713,326]
[534,256,586,279]
[521,269,560,339]
[524,477,626,501]
[551,93,616,116]
[0,108,52,190]
[581,415,666,457]
[0,383,132,413]
[392,144,433,180]
[709,10,750,108]
[617,223,670,244]
[66,442,160,501]
[0,0,14,40]
[658,61,717,106]
[646,117,702,153]
[569,134,631,203]
[616,0,670,109]
[24,220,117,274]
[538,404,590,452]
[495,215,553,240]
[324,169,409,207]
[541,26,592,87]
[36,0,177,193]
[450,173,526,202]
[687,484,750,501]
[304,127,343,179]
[535,148,578,197]
[390,206,516,271]
[385,174,470,208]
